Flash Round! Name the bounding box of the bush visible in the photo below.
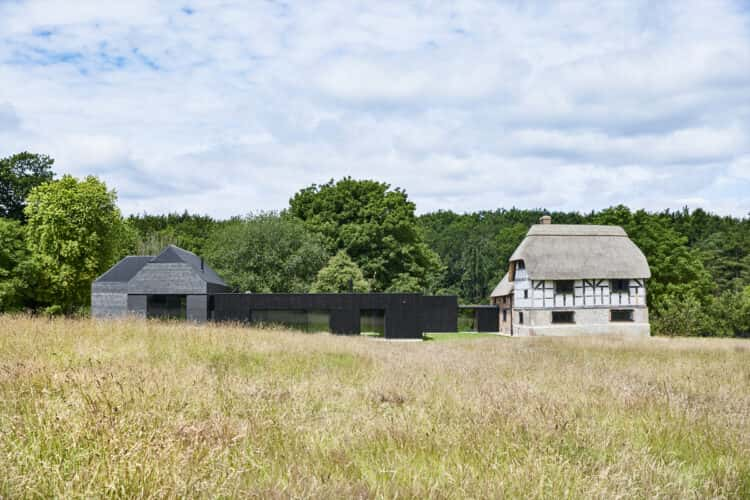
[652,294,709,336]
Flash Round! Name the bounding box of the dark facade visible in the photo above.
[93,245,231,319]
[209,293,457,339]
[92,245,460,339]
[459,305,500,332]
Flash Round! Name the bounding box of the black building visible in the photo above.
[92,245,461,339]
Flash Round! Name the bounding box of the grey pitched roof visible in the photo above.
[94,256,154,283]
[152,245,228,286]
[490,272,514,297]
[509,224,651,280]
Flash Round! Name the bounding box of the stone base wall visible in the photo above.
[513,307,650,337]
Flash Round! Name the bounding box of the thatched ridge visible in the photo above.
[508,224,651,280]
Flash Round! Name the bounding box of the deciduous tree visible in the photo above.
[24,175,131,313]
[204,213,329,293]
[0,152,55,221]
[290,178,440,291]
[311,250,371,293]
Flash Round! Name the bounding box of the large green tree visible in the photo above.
[311,250,371,293]
[591,205,714,309]
[24,175,131,313]
[0,152,55,221]
[289,178,440,291]
[0,219,33,310]
[203,213,329,293]
[128,211,218,256]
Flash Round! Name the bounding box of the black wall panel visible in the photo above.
[475,307,500,332]
[211,293,459,339]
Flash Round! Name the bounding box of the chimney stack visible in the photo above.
[539,215,552,225]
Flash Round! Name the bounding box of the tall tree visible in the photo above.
[0,152,55,221]
[0,219,34,310]
[203,213,329,293]
[311,250,371,293]
[127,211,218,256]
[289,178,440,291]
[24,175,131,313]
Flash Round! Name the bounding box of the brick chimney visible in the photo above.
[539,215,552,225]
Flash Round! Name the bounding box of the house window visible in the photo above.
[611,309,634,322]
[555,280,574,294]
[524,290,528,299]
[611,279,629,293]
[518,312,524,324]
[514,261,527,281]
[502,310,507,322]
[552,311,575,324]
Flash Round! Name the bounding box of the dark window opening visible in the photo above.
[611,309,634,322]
[611,279,629,293]
[552,311,575,324]
[360,309,385,336]
[524,290,529,299]
[147,295,186,320]
[249,309,330,333]
[555,280,575,294]
[518,312,524,324]
[458,308,476,332]
[502,310,507,322]
[208,295,216,320]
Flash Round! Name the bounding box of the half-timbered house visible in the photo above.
[490,216,651,336]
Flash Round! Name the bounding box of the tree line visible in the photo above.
[1,152,749,336]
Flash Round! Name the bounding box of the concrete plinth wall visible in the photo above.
[513,307,650,337]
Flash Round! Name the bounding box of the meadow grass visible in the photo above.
[1,315,749,498]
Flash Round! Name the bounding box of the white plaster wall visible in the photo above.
[517,279,647,308]
[513,278,532,308]
[512,307,649,337]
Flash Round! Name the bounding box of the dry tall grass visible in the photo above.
[1,316,749,498]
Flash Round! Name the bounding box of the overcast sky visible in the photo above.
[1,1,749,218]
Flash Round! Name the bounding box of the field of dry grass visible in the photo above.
[2,316,750,498]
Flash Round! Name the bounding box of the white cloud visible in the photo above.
[0,0,748,217]
[0,102,21,132]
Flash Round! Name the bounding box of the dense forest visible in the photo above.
[1,152,749,336]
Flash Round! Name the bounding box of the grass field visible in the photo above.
[2,316,750,498]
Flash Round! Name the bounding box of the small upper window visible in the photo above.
[518,312,524,324]
[524,290,529,299]
[555,280,574,294]
[611,279,629,293]
[611,309,634,322]
[552,311,575,324]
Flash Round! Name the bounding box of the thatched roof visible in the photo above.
[509,224,651,280]
[490,272,513,297]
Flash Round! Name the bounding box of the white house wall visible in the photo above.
[513,279,646,309]
[511,278,649,337]
[514,308,649,337]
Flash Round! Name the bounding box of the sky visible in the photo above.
[0,0,749,218]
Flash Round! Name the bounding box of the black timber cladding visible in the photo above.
[212,293,458,339]
[459,305,500,332]
[92,245,460,338]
